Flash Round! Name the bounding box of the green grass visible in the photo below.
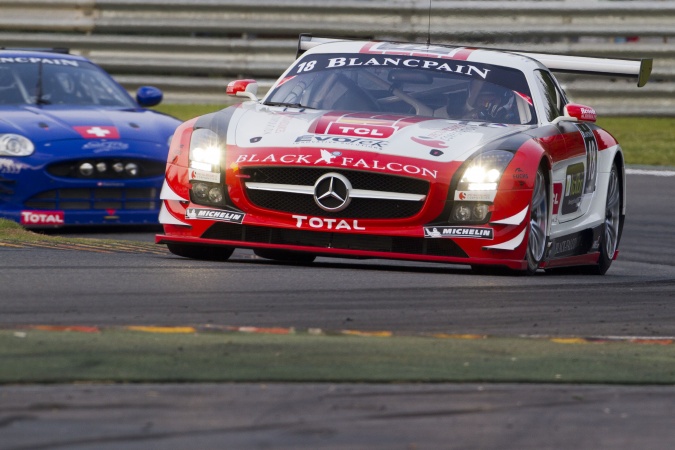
[596,117,675,167]
[153,104,675,167]
[2,329,675,384]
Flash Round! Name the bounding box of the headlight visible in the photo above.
[189,128,221,171]
[0,134,35,157]
[459,150,514,191]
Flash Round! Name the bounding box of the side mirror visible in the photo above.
[563,103,597,123]
[226,79,259,101]
[136,86,163,107]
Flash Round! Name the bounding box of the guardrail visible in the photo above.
[1,0,674,115]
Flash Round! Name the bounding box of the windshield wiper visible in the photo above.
[264,101,315,110]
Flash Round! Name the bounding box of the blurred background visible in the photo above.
[1,0,673,115]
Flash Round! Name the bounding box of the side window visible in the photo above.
[534,70,565,122]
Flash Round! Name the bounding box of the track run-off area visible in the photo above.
[1,168,674,449]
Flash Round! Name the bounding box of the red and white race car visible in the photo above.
[156,35,651,275]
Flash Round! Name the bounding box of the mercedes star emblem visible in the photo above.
[313,172,352,212]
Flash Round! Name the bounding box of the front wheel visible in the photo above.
[166,243,234,261]
[524,167,549,275]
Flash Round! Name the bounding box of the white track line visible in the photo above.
[626,168,675,177]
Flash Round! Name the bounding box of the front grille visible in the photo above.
[24,187,159,211]
[240,167,429,219]
[47,159,165,179]
[201,222,468,258]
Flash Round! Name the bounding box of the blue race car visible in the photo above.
[0,48,181,227]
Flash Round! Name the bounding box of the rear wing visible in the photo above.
[297,34,652,87]
[511,51,652,87]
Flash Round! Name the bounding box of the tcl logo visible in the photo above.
[326,123,396,138]
[20,211,65,225]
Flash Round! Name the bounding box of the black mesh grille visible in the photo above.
[201,223,468,258]
[240,167,429,219]
[47,158,165,179]
[24,188,159,211]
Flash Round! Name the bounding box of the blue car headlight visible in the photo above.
[0,134,34,157]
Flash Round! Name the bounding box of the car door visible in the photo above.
[533,70,597,226]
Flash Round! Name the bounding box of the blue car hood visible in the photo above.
[0,105,178,144]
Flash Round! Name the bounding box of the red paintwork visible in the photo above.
[158,104,621,272]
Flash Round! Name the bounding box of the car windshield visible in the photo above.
[0,57,136,108]
[266,52,536,124]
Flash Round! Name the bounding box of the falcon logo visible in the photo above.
[314,149,341,165]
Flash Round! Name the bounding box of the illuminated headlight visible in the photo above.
[113,162,125,173]
[96,162,107,173]
[189,128,222,171]
[0,134,34,156]
[459,150,514,191]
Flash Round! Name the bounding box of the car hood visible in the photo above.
[0,105,179,144]
[229,105,533,164]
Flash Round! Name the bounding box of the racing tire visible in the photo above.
[524,166,549,275]
[253,248,316,264]
[166,243,234,261]
[589,161,623,275]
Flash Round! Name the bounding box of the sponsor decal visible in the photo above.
[326,122,397,139]
[292,215,365,230]
[189,169,221,183]
[549,231,591,258]
[567,104,597,122]
[411,136,449,149]
[454,190,497,202]
[185,208,244,224]
[293,54,491,80]
[362,42,476,60]
[512,168,528,180]
[294,134,387,150]
[562,163,584,215]
[0,158,29,174]
[0,57,79,66]
[82,141,129,152]
[424,226,494,239]
[235,152,438,179]
[73,126,120,139]
[575,123,598,194]
[552,183,563,215]
[20,210,64,225]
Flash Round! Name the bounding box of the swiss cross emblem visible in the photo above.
[73,126,120,139]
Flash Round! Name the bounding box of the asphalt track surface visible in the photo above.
[1,169,674,449]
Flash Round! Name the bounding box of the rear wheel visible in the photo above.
[253,249,316,264]
[590,162,622,275]
[525,167,549,275]
[166,243,234,261]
